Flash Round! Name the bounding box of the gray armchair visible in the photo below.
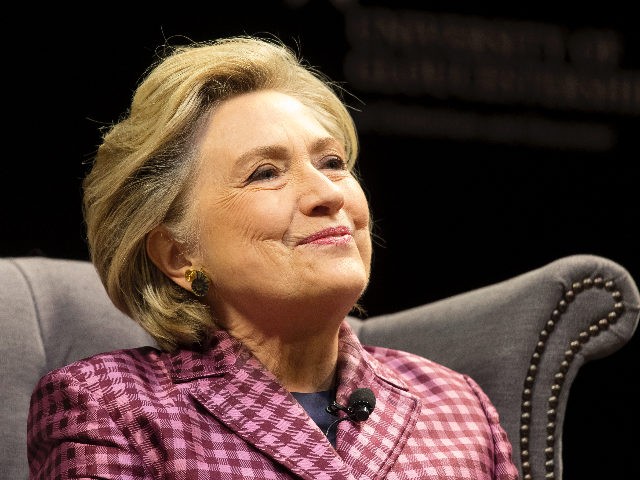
[1,254,638,479]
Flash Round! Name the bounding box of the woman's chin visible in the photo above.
[310,271,369,307]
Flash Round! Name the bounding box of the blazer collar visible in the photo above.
[167,321,420,479]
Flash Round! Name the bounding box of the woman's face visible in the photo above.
[189,90,372,326]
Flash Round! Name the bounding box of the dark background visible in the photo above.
[4,1,638,477]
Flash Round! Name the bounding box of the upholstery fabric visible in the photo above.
[1,254,639,479]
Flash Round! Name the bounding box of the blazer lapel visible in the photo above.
[169,332,355,480]
[167,323,420,480]
[332,322,422,479]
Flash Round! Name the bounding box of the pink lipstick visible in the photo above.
[298,226,352,246]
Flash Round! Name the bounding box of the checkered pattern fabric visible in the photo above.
[28,322,518,479]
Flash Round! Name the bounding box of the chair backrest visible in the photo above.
[2,254,638,479]
[0,257,155,479]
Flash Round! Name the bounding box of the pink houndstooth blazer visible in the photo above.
[28,321,519,479]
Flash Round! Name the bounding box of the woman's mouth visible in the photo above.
[298,226,352,246]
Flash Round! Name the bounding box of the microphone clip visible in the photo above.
[324,387,376,439]
[326,387,376,422]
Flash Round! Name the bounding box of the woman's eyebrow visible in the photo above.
[234,137,340,166]
[310,137,342,152]
[234,145,289,166]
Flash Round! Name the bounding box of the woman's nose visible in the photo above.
[297,166,345,217]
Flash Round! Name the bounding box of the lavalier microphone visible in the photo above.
[326,387,376,424]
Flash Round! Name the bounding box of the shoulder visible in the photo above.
[364,344,486,399]
[35,346,167,394]
[55,345,163,373]
[27,348,164,477]
[364,344,464,381]
[364,344,502,422]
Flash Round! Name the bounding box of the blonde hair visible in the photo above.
[82,35,360,351]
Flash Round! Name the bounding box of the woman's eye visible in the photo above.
[247,165,280,183]
[321,155,347,170]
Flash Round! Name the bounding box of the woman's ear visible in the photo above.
[146,225,194,291]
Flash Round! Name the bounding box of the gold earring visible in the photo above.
[185,268,210,297]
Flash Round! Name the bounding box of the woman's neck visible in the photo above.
[227,320,341,392]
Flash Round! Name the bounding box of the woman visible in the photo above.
[27,35,518,479]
